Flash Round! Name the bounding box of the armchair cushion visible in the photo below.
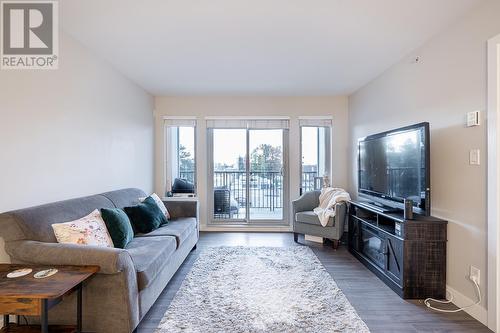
[5,240,134,274]
[292,191,320,214]
[295,211,334,227]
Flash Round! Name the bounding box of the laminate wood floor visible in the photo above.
[135,232,492,333]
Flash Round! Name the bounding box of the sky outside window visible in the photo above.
[178,127,195,156]
[302,127,318,166]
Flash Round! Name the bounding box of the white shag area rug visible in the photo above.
[156,246,370,333]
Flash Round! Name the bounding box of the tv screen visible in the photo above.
[358,122,430,214]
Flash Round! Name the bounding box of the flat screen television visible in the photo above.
[358,122,430,215]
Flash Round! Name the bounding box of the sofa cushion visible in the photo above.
[100,188,146,209]
[125,236,177,290]
[6,195,116,243]
[136,217,196,248]
[124,197,168,234]
[139,193,171,220]
[100,208,134,249]
[52,209,114,247]
[295,211,334,227]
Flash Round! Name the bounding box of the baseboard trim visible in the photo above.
[446,284,487,325]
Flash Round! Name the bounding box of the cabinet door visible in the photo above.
[348,216,360,252]
[385,235,403,286]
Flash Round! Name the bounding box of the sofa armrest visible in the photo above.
[164,201,198,219]
[5,240,134,274]
[292,191,320,216]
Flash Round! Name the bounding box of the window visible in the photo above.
[299,118,332,194]
[165,118,196,195]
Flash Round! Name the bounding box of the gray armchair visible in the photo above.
[292,190,348,249]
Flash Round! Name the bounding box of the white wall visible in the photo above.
[0,33,154,260]
[348,0,500,323]
[154,96,349,229]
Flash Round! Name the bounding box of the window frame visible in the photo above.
[164,117,197,196]
[299,117,333,195]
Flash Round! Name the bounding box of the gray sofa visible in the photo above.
[0,188,198,333]
[292,190,347,249]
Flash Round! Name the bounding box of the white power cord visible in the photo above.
[424,278,481,313]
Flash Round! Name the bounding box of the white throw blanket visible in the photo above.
[313,187,351,227]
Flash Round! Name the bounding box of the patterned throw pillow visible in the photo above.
[139,193,170,219]
[52,209,114,247]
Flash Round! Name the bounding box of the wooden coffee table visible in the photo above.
[0,264,99,333]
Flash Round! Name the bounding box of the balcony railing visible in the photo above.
[178,170,319,211]
[213,171,283,210]
[301,171,318,193]
[178,170,196,185]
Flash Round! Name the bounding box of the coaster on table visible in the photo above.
[34,269,58,279]
[7,268,32,278]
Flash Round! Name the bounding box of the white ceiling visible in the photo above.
[61,0,483,95]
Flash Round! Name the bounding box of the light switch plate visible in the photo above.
[467,111,480,127]
[470,149,480,165]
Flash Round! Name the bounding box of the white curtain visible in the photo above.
[206,118,289,129]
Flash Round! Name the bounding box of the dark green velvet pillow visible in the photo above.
[124,196,167,234]
[100,208,134,249]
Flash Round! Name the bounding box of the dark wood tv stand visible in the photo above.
[348,200,447,299]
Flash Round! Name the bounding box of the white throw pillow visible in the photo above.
[52,209,114,247]
[139,193,170,219]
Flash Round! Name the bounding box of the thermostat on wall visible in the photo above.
[466,110,480,127]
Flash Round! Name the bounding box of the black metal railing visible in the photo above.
[178,170,318,210]
[213,171,283,210]
[301,171,318,193]
[179,170,196,184]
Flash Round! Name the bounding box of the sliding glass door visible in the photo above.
[208,125,288,225]
[212,129,247,220]
[249,129,284,220]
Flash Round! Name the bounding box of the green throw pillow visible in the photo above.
[124,196,168,234]
[146,195,170,226]
[100,208,134,249]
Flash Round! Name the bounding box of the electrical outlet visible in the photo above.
[470,266,480,285]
